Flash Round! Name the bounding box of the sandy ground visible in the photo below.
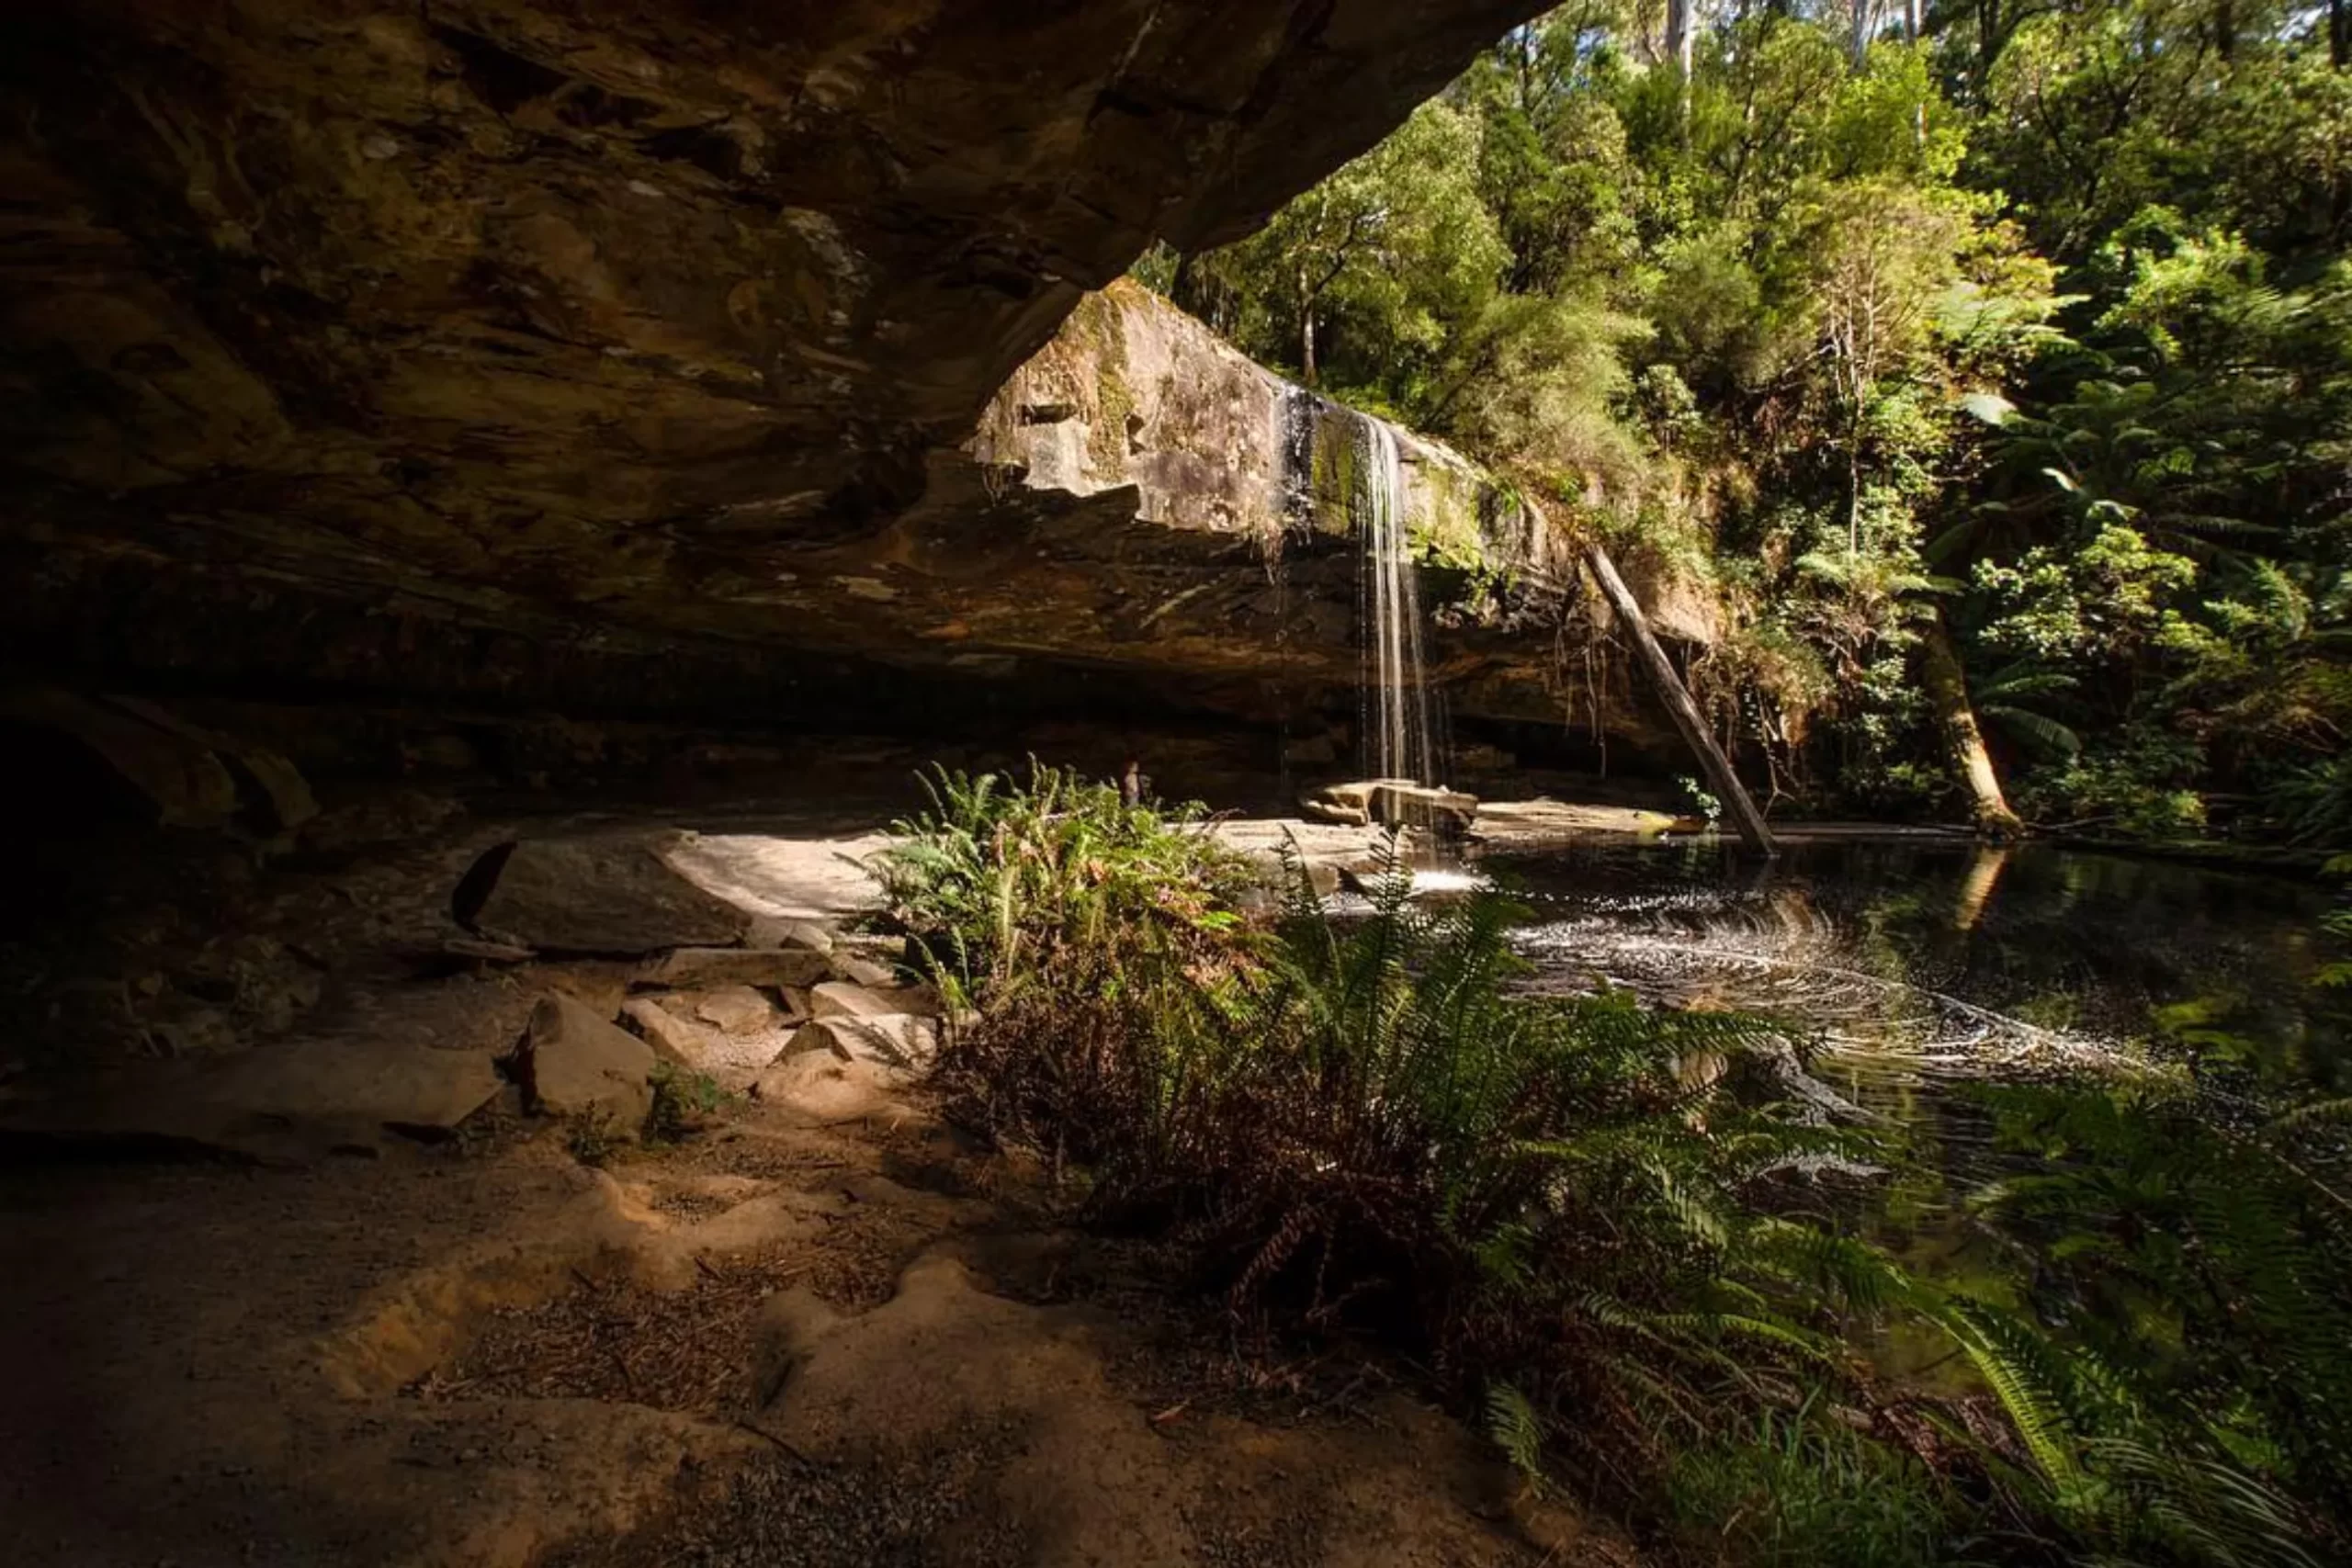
[0,1078,1633,1567]
[0,793,1642,1568]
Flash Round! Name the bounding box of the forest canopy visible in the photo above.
[1138,0,2352,847]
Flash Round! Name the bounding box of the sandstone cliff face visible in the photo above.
[970,282,1544,565]
[3,1,1549,729]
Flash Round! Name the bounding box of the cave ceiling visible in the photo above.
[0,0,1551,730]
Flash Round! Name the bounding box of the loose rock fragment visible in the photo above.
[515,996,656,1134]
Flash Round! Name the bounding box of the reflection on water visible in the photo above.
[1482,837,2349,1200]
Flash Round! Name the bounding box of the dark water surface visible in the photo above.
[1486,836,2346,1101]
[1476,836,2348,1327]
[1469,836,2348,1382]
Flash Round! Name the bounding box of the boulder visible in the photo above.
[454,834,752,955]
[1297,778,1408,828]
[1298,796,1369,828]
[3,683,239,829]
[1299,779,1477,835]
[104,694,320,832]
[637,946,832,990]
[515,996,656,1134]
[785,1014,942,1076]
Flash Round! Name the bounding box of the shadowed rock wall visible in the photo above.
[2,0,1552,732]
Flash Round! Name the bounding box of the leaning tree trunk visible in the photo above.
[1588,544,1777,856]
[1918,607,2024,839]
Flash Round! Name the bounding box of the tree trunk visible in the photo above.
[2331,0,2346,69]
[1975,0,2000,99]
[1850,0,1874,65]
[1667,0,1696,124]
[1918,607,2024,839]
[1589,545,1777,856]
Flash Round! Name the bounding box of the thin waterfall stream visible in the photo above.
[1356,417,1442,787]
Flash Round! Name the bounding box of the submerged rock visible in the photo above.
[453,834,752,955]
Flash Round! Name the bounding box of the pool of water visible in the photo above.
[1468,836,2348,1374]
[1487,837,2345,1096]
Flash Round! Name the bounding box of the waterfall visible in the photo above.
[1357,417,1440,786]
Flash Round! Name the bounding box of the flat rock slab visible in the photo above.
[662,833,889,924]
[636,946,831,990]
[519,996,655,1134]
[0,1040,503,1158]
[691,985,780,1035]
[808,981,941,1022]
[204,1041,505,1134]
[1468,798,1684,846]
[454,833,752,955]
[831,953,901,988]
[788,1014,941,1073]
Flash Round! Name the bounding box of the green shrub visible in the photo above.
[897,795,1906,1500]
[565,1108,621,1168]
[865,761,1256,1150]
[1117,852,1908,1495]
[646,1063,729,1145]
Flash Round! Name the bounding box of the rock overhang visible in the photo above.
[0,0,1617,747]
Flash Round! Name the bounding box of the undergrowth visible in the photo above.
[868,764,2350,1568]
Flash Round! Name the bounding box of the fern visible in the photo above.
[1487,1382,1548,1489]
